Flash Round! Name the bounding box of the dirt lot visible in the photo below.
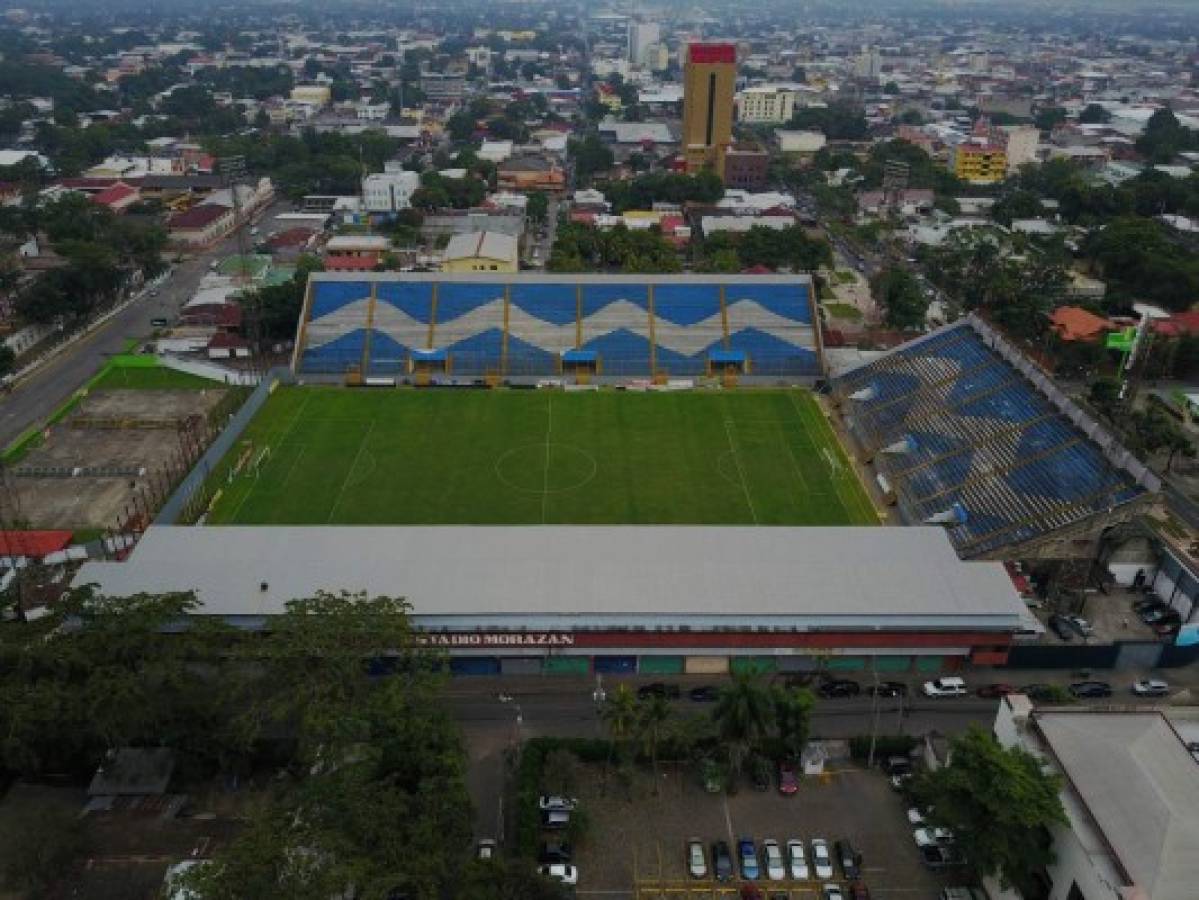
[572,758,962,898]
[9,388,225,530]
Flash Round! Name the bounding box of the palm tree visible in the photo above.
[711,672,774,779]
[599,684,639,794]
[772,685,815,761]
[638,693,672,796]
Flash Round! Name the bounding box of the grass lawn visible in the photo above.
[835,270,858,284]
[205,388,878,526]
[89,366,222,391]
[823,302,864,322]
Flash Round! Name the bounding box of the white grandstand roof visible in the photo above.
[74,525,1026,629]
[306,272,812,287]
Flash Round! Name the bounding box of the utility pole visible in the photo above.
[866,660,882,769]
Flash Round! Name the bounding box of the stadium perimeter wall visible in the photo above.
[155,366,293,524]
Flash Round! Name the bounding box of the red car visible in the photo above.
[976,683,1015,699]
[778,761,799,795]
[849,882,871,900]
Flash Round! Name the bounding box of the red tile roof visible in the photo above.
[324,253,380,271]
[168,204,230,230]
[1154,310,1199,338]
[91,182,138,207]
[0,530,73,557]
[267,227,316,248]
[1050,306,1114,342]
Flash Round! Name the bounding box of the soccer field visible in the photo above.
[205,388,878,526]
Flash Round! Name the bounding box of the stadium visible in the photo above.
[292,272,823,380]
[72,278,1156,675]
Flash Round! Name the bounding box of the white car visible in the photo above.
[687,838,707,878]
[922,676,968,698]
[914,826,955,847]
[538,863,578,885]
[907,806,926,825]
[1132,679,1170,697]
[762,839,786,881]
[824,885,845,900]
[538,795,578,811]
[786,839,809,880]
[811,838,833,879]
[476,838,496,860]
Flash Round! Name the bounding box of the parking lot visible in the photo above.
[571,758,960,897]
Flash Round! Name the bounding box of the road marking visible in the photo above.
[723,420,759,525]
[327,420,376,522]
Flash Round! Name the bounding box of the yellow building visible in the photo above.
[442,232,519,274]
[290,84,332,107]
[953,141,1008,184]
[681,43,736,179]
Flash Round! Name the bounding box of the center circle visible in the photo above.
[494,443,598,495]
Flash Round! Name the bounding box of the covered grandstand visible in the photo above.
[831,315,1159,560]
[292,273,821,380]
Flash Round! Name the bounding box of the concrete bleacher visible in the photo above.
[832,316,1156,559]
[294,274,821,379]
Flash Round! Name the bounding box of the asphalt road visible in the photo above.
[0,207,282,449]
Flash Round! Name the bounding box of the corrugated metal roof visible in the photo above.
[73,525,1025,628]
[1037,712,1199,900]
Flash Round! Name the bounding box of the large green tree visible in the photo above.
[912,726,1066,894]
[711,672,774,777]
[871,266,928,330]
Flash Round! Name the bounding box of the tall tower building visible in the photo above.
[681,42,736,179]
[627,21,660,65]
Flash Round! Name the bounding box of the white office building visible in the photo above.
[737,86,799,124]
[627,21,660,65]
[362,169,420,213]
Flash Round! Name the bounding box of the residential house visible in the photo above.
[442,231,519,273]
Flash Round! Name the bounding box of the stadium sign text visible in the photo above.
[417,632,575,648]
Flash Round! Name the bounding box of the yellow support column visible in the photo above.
[361,280,377,376]
[647,283,657,377]
[719,284,730,350]
[575,283,582,349]
[501,283,511,376]
[427,282,439,349]
[291,278,316,371]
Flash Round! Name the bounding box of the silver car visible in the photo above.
[687,838,707,878]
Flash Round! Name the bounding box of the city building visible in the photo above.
[736,86,798,125]
[75,525,1029,672]
[854,46,882,79]
[290,84,332,107]
[681,42,737,179]
[420,72,466,100]
[993,698,1199,900]
[723,144,770,190]
[362,168,420,213]
[166,204,235,248]
[627,21,659,66]
[442,231,519,273]
[952,141,1008,184]
[496,157,566,193]
[776,130,827,154]
[1002,124,1040,173]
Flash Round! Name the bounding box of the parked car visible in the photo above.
[922,677,968,698]
[1139,605,1173,625]
[637,682,680,700]
[541,809,570,830]
[811,838,833,879]
[920,843,967,870]
[539,795,578,811]
[1020,683,1057,702]
[1069,681,1113,699]
[835,839,862,879]
[712,840,734,881]
[786,839,809,880]
[913,827,955,848]
[823,885,845,900]
[749,756,771,791]
[907,806,926,825]
[1047,614,1074,641]
[818,678,861,699]
[778,761,799,795]
[687,838,707,878]
[976,682,1016,699]
[538,863,578,885]
[867,681,907,698]
[762,840,786,881]
[881,755,912,776]
[848,882,871,900]
[150,317,169,327]
[1132,678,1170,697]
[1065,615,1094,637]
[476,838,496,860]
[738,837,760,879]
[689,685,719,702]
[889,772,913,792]
[739,887,763,900]
[538,842,572,864]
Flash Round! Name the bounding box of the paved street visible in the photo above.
[0,205,284,449]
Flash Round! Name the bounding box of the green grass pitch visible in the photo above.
[205,388,878,526]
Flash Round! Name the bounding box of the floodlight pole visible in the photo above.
[866,661,881,769]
